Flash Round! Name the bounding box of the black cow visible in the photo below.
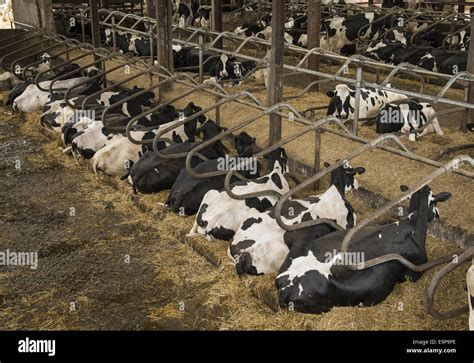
[392,46,434,65]
[126,128,227,194]
[365,41,406,64]
[173,46,218,73]
[276,185,452,314]
[166,131,258,215]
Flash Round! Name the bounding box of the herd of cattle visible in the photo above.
[58,0,471,78]
[1,46,472,328]
[233,7,470,75]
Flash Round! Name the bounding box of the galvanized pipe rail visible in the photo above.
[5,24,473,182]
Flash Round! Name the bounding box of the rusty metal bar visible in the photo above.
[426,246,473,320]
[275,134,413,232]
[339,156,474,272]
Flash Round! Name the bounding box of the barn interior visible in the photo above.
[0,0,473,331]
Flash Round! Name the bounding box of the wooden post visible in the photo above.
[40,0,56,32]
[89,0,102,61]
[156,0,174,93]
[465,17,474,131]
[146,0,156,18]
[212,0,223,49]
[307,0,321,89]
[267,0,285,146]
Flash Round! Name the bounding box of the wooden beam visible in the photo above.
[465,17,474,131]
[211,0,223,49]
[146,0,155,17]
[267,0,285,145]
[307,0,321,89]
[156,0,174,93]
[89,0,102,61]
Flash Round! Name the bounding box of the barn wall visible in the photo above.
[12,0,55,32]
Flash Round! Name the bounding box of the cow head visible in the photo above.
[130,86,155,107]
[324,161,366,195]
[401,185,451,222]
[326,84,355,119]
[260,14,272,27]
[267,147,288,174]
[196,120,227,140]
[285,17,295,30]
[234,131,256,156]
[215,54,235,79]
[181,102,206,124]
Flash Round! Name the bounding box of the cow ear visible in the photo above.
[323,161,331,168]
[434,192,452,203]
[349,90,356,98]
[326,90,334,97]
[354,167,366,175]
[400,185,409,192]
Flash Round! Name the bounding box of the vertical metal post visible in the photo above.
[307,0,321,89]
[215,94,221,126]
[352,66,363,136]
[111,15,117,51]
[313,129,321,190]
[198,35,204,83]
[148,21,155,65]
[267,0,285,145]
[81,10,86,44]
[211,0,223,49]
[465,17,474,131]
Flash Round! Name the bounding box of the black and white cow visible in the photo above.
[276,184,452,314]
[326,83,408,119]
[417,50,467,76]
[166,131,258,215]
[104,29,133,54]
[392,45,434,65]
[284,28,307,47]
[234,15,272,37]
[365,41,406,64]
[208,54,257,86]
[126,129,227,194]
[285,14,307,31]
[44,86,153,133]
[375,98,444,141]
[173,46,218,73]
[13,67,101,113]
[0,71,21,90]
[12,79,82,113]
[194,5,211,28]
[92,131,156,176]
[187,148,290,241]
[91,102,205,176]
[321,13,388,53]
[176,0,200,27]
[229,162,365,276]
[468,264,474,330]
